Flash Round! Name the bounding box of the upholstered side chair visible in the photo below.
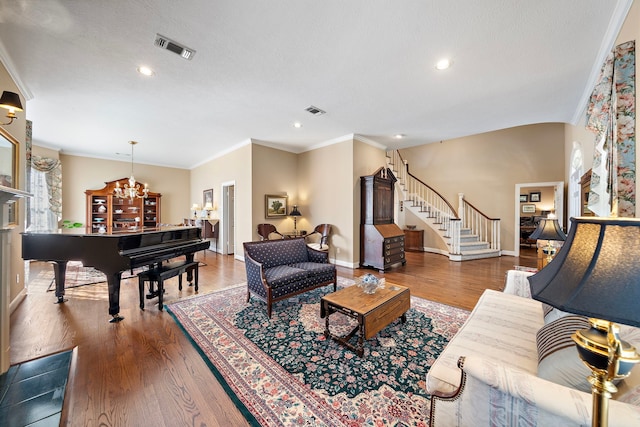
[257,223,283,240]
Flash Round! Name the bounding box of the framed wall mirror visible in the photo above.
[0,127,18,189]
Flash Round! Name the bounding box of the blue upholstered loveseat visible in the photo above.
[243,237,336,317]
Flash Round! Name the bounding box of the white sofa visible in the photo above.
[427,270,640,426]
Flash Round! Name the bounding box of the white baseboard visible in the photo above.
[423,247,450,257]
[9,287,27,314]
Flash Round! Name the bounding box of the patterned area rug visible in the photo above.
[41,261,143,291]
[166,278,469,426]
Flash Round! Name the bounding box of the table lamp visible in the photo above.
[203,202,213,219]
[289,205,302,233]
[528,217,640,427]
[191,203,200,219]
[529,214,566,264]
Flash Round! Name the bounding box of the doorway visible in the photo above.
[221,182,235,255]
[514,181,564,257]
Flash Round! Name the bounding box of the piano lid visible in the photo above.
[22,225,198,237]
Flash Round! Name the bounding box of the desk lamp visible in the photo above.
[529,217,640,427]
[289,205,302,233]
[529,214,566,264]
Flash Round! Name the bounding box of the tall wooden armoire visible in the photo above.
[85,178,161,233]
[360,167,405,271]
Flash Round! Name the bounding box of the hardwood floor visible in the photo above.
[10,248,538,426]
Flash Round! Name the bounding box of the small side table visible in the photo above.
[283,230,306,238]
[403,229,424,252]
[320,283,410,357]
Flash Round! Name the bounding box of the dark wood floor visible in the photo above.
[10,248,537,426]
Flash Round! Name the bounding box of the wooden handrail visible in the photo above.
[460,198,499,221]
[394,150,458,217]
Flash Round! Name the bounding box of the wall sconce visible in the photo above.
[0,91,23,126]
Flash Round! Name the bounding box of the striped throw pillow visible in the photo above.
[536,315,591,392]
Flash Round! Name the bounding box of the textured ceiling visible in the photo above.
[0,0,632,169]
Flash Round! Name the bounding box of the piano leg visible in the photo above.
[185,254,195,284]
[52,261,69,304]
[106,271,124,323]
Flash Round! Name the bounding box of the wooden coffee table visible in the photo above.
[320,283,410,357]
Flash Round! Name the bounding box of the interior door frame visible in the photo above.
[514,181,564,257]
[220,181,235,255]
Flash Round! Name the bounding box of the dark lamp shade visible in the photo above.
[0,91,23,112]
[529,217,566,241]
[528,217,640,327]
[289,205,301,216]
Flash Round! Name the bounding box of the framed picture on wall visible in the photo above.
[265,194,288,218]
[529,191,541,202]
[522,204,536,213]
[203,189,213,207]
[519,194,528,203]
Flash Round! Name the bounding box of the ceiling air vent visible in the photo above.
[305,105,326,116]
[154,34,196,60]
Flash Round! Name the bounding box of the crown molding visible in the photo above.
[0,39,33,100]
[571,0,633,125]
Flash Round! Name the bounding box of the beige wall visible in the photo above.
[400,123,566,253]
[1,62,27,304]
[60,154,190,226]
[299,138,361,266]
[190,142,252,255]
[352,139,387,265]
[251,144,299,239]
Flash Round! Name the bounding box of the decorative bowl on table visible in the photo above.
[357,273,386,294]
[406,225,416,230]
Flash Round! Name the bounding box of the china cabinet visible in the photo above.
[85,178,161,233]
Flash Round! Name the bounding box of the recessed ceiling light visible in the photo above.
[435,59,451,70]
[293,122,302,128]
[137,66,155,76]
[394,134,405,139]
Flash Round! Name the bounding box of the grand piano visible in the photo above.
[22,226,210,322]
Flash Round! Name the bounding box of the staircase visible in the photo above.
[386,150,501,261]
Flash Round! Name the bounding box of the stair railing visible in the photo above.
[388,150,462,254]
[457,194,501,252]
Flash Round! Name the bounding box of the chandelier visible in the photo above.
[114,141,150,200]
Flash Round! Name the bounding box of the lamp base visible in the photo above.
[572,319,640,427]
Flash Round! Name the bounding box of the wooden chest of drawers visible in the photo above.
[361,224,405,271]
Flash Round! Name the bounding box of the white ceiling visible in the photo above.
[0,1,633,169]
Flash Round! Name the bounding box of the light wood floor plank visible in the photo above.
[11,248,537,426]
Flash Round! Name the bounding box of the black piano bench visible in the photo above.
[138,260,199,311]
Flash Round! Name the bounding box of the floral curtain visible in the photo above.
[28,155,62,231]
[585,40,636,217]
